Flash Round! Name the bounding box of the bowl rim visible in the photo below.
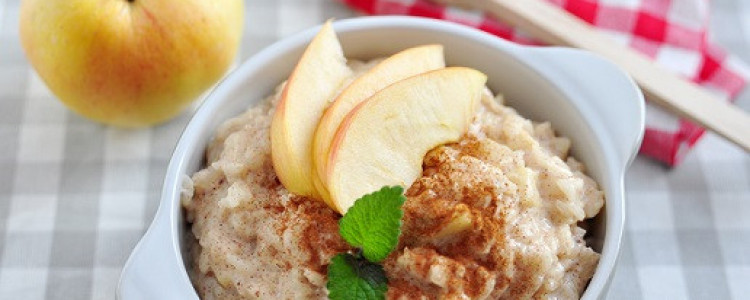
[119,15,644,300]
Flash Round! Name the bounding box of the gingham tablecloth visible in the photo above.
[0,0,747,299]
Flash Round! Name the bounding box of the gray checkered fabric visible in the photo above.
[0,0,747,299]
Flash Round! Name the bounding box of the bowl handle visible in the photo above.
[523,47,645,169]
[117,204,198,299]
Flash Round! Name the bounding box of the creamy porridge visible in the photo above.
[182,60,604,299]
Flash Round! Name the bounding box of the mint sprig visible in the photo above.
[327,186,406,300]
[339,186,406,262]
[327,253,387,300]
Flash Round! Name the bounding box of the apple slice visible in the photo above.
[312,44,445,206]
[271,20,352,198]
[325,67,487,213]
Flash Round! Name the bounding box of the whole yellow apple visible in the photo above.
[19,0,244,127]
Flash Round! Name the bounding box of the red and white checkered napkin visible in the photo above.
[341,0,748,166]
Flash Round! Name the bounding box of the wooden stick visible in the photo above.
[439,0,750,152]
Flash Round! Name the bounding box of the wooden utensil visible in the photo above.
[434,0,750,152]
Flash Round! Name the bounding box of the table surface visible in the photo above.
[0,0,748,299]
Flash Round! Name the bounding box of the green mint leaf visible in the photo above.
[338,186,406,262]
[327,253,387,300]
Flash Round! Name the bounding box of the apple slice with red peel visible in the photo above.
[312,44,445,206]
[271,20,352,198]
[325,67,487,213]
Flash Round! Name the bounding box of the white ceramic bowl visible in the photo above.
[118,16,644,300]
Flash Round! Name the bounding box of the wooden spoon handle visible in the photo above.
[466,0,750,152]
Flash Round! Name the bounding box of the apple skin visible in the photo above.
[19,0,244,127]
